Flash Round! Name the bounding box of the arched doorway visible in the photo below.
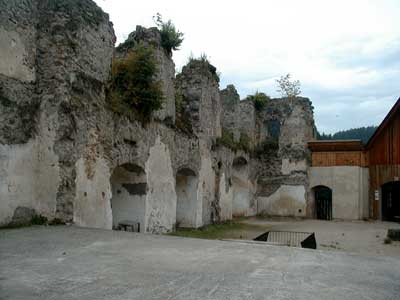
[381,181,400,222]
[175,168,198,228]
[232,157,251,217]
[313,185,332,220]
[110,163,147,232]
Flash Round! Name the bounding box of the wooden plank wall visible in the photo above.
[368,109,400,218]
[368,112,400,165]
[312,151,366,167]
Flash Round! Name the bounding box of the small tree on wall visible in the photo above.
[276,73,301,98]
[153,13,184,54]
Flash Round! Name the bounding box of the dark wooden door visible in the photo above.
[315,186,332,220]
[382,181,400,222]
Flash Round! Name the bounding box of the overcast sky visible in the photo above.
[94,0,400,134]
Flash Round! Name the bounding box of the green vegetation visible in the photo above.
[317,126,377,144]
[31,215,48,225]
[215,128,251,152]
[238,132,251,152]
[168,221,266,240]
[246,92,270,111]
[107,43,164,122]
[154,13,184,54]
[276,73,301,98]
[0,215,65,230]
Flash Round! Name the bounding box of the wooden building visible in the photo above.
[308,97,400,221]
[365,98,400,221]
[308,140,369,220]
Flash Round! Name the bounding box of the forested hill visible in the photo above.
[317,126,378,144]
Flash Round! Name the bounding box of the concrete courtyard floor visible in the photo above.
[1,226,400,300]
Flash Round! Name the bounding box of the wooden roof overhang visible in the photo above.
[308,140,364,152]
[365,97,400,149]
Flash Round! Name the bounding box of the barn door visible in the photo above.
[382,181,400,222]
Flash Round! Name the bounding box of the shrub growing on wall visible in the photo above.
[154,13,184,54]
[247,92,270,111]
[215,128,251,152]
[107,43,163,121]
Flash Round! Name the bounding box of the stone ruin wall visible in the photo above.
[0,0,316,232]
[220,88,316,218]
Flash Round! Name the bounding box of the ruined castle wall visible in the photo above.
[220,85,240,141]
[213,147,257,220]
[0,0,317,230]
[220,86,256,146]
[35,0,115,222]
[176,61,222,140]
[256,97,314,217]
[115,26,175,123]
[238,100,256,146]
[0,0,59,225]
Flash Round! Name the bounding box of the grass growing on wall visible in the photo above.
[215,128,251,152]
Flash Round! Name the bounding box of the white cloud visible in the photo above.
[94,0,400,133]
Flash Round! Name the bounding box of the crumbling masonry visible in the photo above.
[0,0,315,233]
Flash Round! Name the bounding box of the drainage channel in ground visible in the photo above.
[254,231,317,249]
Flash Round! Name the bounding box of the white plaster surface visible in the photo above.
[232,176,252,217]
[74,157,112,229]
[176,173,198,227]
[257,185,307,217]
[0,122,59,225]
[309,166,369,220]
[232,161,254,217]
[145,137,177,233]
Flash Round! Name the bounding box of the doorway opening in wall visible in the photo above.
[110,163,147,232]
[381,181,400,222]
[232,157,250,217]
[175,168,198,228]
[313,185,332,220]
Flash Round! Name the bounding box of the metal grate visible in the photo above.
[254,231,317,249]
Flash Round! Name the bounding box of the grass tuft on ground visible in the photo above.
[168,220,268,240]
